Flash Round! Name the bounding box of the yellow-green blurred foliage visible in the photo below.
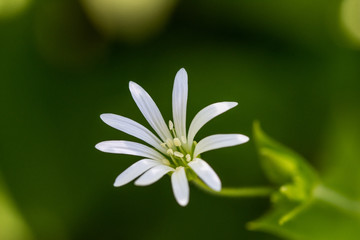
[0,0,30,19]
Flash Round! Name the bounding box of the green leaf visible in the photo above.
[250,121,360,240]
[248,198,360,240]
[253,121,319,201]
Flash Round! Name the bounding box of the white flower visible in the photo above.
[96,68,249,206]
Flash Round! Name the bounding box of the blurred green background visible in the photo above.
[1,0,360,239]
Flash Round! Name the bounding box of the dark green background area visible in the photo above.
[1,0,359,239]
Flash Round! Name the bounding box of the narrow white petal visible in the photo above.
[129,81,172,142]
[172,68,188,140]
[114,159,161,187]
[193,134,249,157]
[171,167,189,206]
[187,102,238,147]
[188,158,221,191]
[134,165,174,186]
[95,140,165,160]
[100,113,166,154]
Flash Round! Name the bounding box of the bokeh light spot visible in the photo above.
[81,0,178,42]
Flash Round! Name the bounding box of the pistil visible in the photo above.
[162,120,195,167]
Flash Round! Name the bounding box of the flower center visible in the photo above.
[161,120,193,167]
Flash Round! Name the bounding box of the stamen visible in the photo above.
[168,120,174,130]
[181,136,187,144]
[162,159,170,166]
[174,151,184,158]
[186,154,191,162]
[166,139,174,148]
[173,138,181,147]
[167,149,174,155]
[160,143,167,148]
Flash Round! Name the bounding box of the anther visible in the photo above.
[160,143,167,148]
[166,139,173,148]
[174,151,184,158]
[173,138,181,147]
[186,154,191,162]
[167,149,174,155]
[181,136,187,144]
[169,120,174,130]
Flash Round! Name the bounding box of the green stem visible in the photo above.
[192,178,274,198]
[313,184,360,216]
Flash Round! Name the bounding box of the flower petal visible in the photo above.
[100,113,166,154]
[193,134,249,157]
[134,165,174,186]
[172,68,188,140]
[171,167,189,206]
[114,159,161,187]
[188,158,221,191]
[129,81,172,142]
[187,102,238,147]
[95,140,165,160]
